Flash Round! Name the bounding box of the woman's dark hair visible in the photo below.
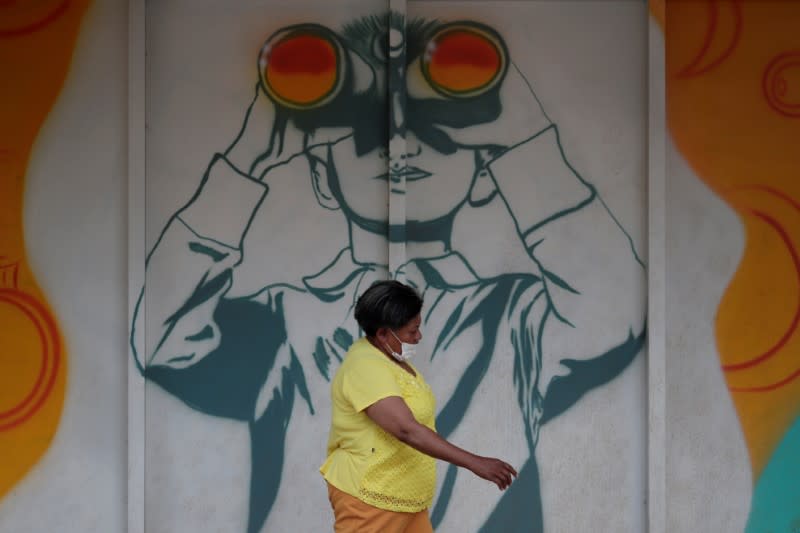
[354,280,423,336]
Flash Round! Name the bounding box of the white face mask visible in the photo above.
[387,330,417,362]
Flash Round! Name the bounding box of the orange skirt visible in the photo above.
[327,483,433,533]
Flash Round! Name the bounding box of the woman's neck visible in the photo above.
[366,336,416,376]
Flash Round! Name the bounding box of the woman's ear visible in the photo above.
[307,152,341,210]
[374,326,393,347]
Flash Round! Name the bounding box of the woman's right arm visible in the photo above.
[365,396,517,491]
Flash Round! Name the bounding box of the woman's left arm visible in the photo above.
[365,396,517,491]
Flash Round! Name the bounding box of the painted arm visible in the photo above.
[130,154,268,372]
[489,125,646,423]
[131,82,300,372]
[129,85,315,420]
[365,396,517,490]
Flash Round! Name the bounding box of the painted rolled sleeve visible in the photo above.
[488,124,646,387]
[131,155,268,370]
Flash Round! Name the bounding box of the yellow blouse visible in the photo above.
[320,338,437,512]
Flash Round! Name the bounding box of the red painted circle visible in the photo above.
[0,0,70,38]
[762,52,800,118]
[0,290,60,431]
[676,0,742,79]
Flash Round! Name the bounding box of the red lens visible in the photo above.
[423,25,505,97]
[260,27,343,108]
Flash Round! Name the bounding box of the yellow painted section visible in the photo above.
[664,0,800,479]
[267,72,338,105]
[0,0,91,499]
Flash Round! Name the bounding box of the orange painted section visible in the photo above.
[650,0,665,30]
[266,35,338,105]
[663,0,800,479]
[428,30,500,93]
[0,0,91,499]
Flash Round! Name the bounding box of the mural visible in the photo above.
[663,1,800,531]
[136,8,645,533]
[0,0,90,500]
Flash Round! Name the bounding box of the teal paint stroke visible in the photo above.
[745,414,800,533]
[134,9,647,533]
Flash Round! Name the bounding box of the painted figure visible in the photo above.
[132,12,645,532]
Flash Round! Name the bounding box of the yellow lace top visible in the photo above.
[320,338,437,512]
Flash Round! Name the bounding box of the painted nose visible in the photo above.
[388,134,406,172]
[388,133,422,172]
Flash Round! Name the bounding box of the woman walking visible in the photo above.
[321,280,517,532]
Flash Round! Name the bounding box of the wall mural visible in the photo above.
[662,1,800,531]
[0,0,90,501]
[135,9,645,532]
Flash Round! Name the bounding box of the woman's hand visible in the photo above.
[467,456,518,490]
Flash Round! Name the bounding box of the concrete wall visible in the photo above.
[665,2,800,532]
[0,0,128,531]
[0,1,796,532]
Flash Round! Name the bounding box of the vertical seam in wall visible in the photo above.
[646,10,666,533]
[127,0,146,531]
[388,0,408,277]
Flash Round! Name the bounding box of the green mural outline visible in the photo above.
[132,10,646,532]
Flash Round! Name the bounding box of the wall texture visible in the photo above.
[0,1,795,532]
[139,2,646,532]
[0,0,90,501]
[0,0,128,531]
[665,1,800,532]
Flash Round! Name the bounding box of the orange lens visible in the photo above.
[424,26,504,97]
[261,30,341,108]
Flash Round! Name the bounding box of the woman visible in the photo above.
[320,280,517,532]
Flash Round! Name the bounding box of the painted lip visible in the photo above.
[374,166,433,184]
